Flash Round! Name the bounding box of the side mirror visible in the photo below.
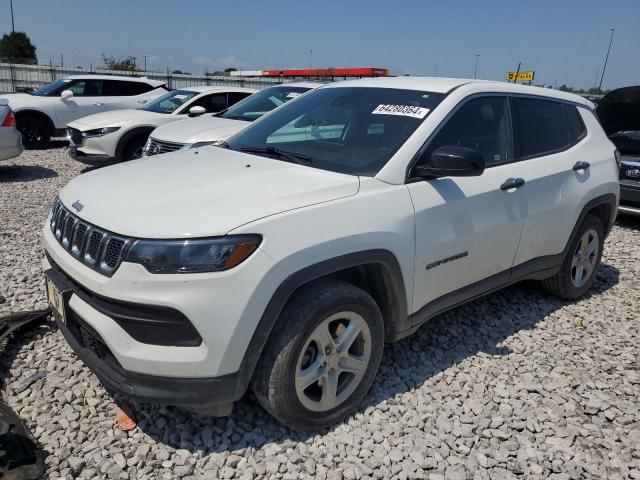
[189,106,206,117]
[60,90,74,100]
[413,146,485,178]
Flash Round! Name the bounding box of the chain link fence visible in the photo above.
[0,62,287,93]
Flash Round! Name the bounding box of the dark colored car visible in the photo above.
[597,86,640,216]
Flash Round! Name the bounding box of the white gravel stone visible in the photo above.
[1,147,639,479]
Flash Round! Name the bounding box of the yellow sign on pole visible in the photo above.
[506,71,535,81]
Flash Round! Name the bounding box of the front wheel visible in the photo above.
[252,278,384,431]
[542,214,604,299]
[122,136,148,161]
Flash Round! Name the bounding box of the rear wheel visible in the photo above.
[542,214,604,299]
[252,278,384,431]
[122,136,148,161]
[17,115,51,149]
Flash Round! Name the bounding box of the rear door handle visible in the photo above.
[573,161,590,171]
[94,102,104,106]
[500,178,525,191]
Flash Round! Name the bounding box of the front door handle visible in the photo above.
[500,178,525,191]
[94,102,104,106]
[573,161,590,171]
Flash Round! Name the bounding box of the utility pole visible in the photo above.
[474,54,480,79]
[594,69,599,90]
[143,55,148,72]
[434,64,438,77]
[598,28,615,91]
[60,53,63,67]
[8,0,17,34]
[10,0,15,32]
[309,49,314,69]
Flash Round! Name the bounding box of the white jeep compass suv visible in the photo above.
[43,77,619,431]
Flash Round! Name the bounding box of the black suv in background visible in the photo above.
[597,86,640,216]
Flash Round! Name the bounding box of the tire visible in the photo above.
[17,115,51,149]
[252,278,384,431]
[121,136,148,161]
[542,214,604,299]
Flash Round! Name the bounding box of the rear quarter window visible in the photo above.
[103,80,154,96]
[563,104,587,143]
[513,97,570,157]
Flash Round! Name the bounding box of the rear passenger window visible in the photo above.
[563,104,587,143]
[424,96,513,166]
[103,80,153,96]
[512,98,569,157]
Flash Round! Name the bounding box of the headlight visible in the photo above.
[84,126,120,137]
[189,141,218,149]
[125,235,261,273]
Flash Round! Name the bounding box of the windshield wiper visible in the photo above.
[240,146,312,164]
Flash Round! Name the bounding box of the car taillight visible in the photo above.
[1,110,16,127]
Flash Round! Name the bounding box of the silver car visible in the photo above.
[0,100,23,161]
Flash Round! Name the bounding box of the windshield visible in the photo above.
[31,79,70,96]
[227,87,445,176]
[142,89,198,114]
[220,85,311,122]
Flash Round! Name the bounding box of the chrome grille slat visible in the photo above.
[49,199,130,277]
[145,137,186,156]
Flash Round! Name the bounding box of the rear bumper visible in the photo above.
[45,263,246,415]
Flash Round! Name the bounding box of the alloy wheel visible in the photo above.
[294,311,371,412]
[571,228,599,288]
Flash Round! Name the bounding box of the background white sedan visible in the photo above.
[66,86,256,165]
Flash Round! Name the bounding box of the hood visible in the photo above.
[59,147,359,238]
[68,109,167,130]
[151,116,248,144]
[597,86,640,155]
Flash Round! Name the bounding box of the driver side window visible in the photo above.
[423,96,512,167]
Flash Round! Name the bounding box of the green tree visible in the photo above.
[224,67,237,73]
[0,31,37,63]
[102,54,137,71]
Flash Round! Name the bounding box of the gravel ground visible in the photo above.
[1,146,639,480]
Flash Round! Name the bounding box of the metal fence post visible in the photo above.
[9,62,16,92]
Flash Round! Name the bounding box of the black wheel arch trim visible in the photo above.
[114,126,156,161]
[14,109,56,131]
[236,249,408,393]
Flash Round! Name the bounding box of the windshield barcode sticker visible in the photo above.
[372,104,430,119]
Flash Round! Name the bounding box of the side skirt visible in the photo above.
[388,254,562,342]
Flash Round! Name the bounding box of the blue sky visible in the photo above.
[2,0,638,89]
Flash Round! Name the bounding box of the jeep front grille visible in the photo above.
[49,198,130,276]
[144,137,186,156]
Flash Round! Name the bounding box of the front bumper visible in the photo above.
[44,252,248,415]
[68,145,115,166]
[619,180,640,215]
